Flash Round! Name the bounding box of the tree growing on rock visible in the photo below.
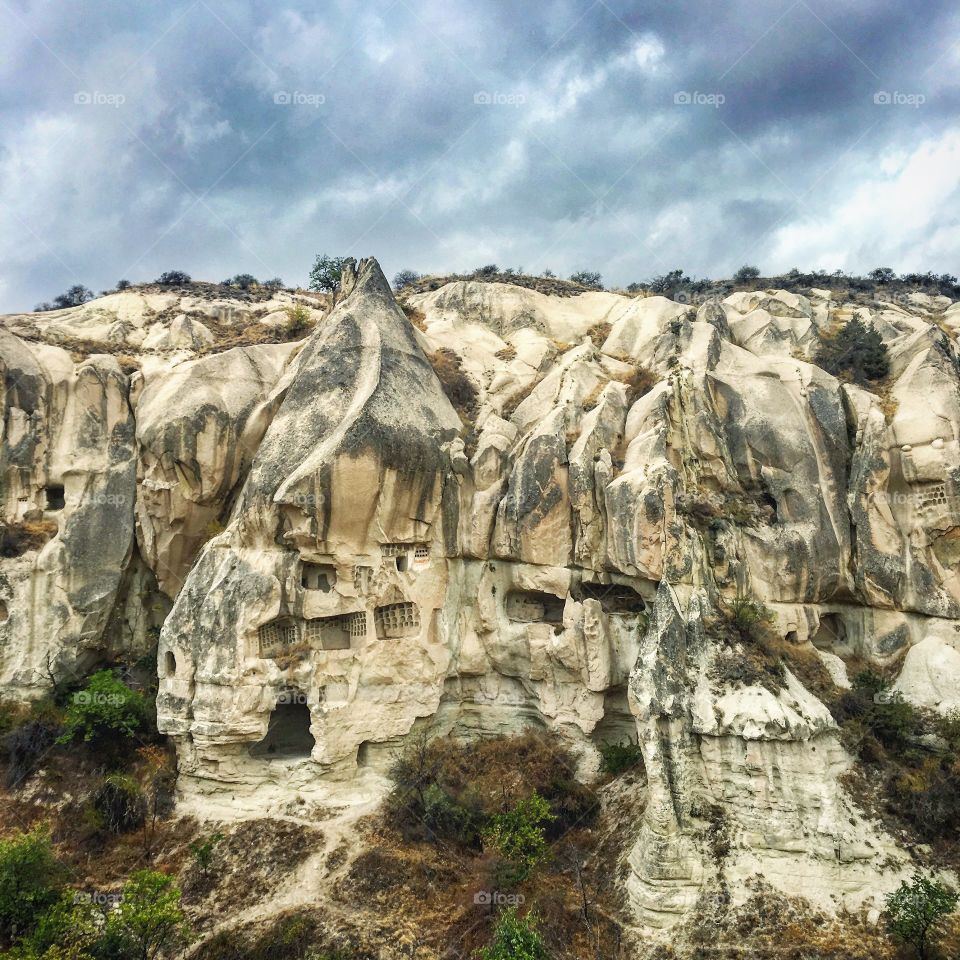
[35,284,95,311]
[224,273,257,289]
[99,870,192,960]
[309,254,348,293]
[155,270,191,285]
[814,314,890,384]
[568,270,603,289]
[884,871,958,960]
[393,269,420,291]
[733,264,761,282]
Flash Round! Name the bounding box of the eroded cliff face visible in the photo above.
[2,261,959,928]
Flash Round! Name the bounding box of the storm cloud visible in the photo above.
[2,0,958,310]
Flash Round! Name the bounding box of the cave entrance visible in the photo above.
[249,701,315,760]
[811,613,847,651]
[576,581,646,615]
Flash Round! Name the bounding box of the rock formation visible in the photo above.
[2,260,959,928]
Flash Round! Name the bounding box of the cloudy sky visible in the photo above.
[2,0,959,311]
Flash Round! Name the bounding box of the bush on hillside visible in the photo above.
[733,264,761,282]
[155,270,191,285]
[92,773,146,834]
[0,826,65,946]
[393,269,420,291]
[815,314,890,384]
[386,731,598,848]
[598,740,643,776]
[568,271,603,290]
[884,871,958,960]
[480,907,548,960]
[56,670,147,746]
[309,254,348,293]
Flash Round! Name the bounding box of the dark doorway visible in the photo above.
[249,702,315,759]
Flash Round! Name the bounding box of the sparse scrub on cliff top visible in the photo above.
[155,270,192,285]
[393,268,420,290]
[568,270,603,290]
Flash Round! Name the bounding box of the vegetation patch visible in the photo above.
[831,670,960,859]
[427,348,479,430]
[0,519,58,558]
[815,314,890,385]
[707,594,836,696]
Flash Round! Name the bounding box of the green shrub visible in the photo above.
[92,773,146,834]
[285,304,312,335]
[598,740,644,776]
[97,870,191,960]
[387,732,597,852]
[884,871,958,960]
[568,271,602,290]
[733,265,761,282]
[18,891,101,957]
[189,832,225,882]
[0,826,65,946]
[392,269,420,291]
[56,671,146,745]
[480,908,548,960]
[484,792,555,883]
[308,254,347,293]
[422,784,479,845]
[815,315,890,384]
[155,271,191,285]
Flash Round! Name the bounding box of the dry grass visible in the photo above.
[612,364,658,406]
[582,382,604,412]
[501,379,539,420]
[0,518,58,558]
[587,321,612,347]
[494,343,517,361]
[426,348,478,429]
[401,303,427,332]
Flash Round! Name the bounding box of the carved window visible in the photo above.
[302,563,335,592]
[505,591,565,624]
[258,619,299,657]
[374,602,421,639]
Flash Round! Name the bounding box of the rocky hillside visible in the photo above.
[1,258,959,957]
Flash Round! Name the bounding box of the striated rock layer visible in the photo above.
[2,259,959,927]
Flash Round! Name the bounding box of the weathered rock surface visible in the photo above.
[2,262,959,929]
